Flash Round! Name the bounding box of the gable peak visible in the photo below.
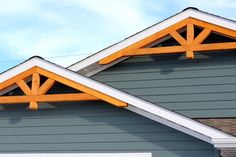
[182,7,199,12]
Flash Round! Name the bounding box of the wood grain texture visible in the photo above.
[36,67,127,107]
[0,93,99,103]
[99,17,236,64]
[0,67,127,109]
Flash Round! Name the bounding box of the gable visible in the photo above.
[0,65,127,110]
[2,8,236,150]
[68,8,236,76]
[99,17,236,64]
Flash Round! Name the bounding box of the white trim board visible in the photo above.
[0,153,152,157]
[68,8,236,76]
[1,57,236,149]
[213,138,236,149]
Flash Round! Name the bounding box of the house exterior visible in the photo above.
[0,7,236,157]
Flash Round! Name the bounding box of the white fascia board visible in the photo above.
[126,105,212,143]
[213,138,236,149]
[1,59,36,82]
[68,9,236,73]
[0,153,152,157]
[1,57,235,146]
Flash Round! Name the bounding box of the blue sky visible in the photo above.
[0,0,235,72]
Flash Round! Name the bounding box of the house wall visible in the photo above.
[0,102,218,157]
[92,51,236,118]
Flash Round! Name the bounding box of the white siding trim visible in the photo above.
[126,105,212,143]
[0,153,152,157]
[213,138,236,149]
[68,8,236,73]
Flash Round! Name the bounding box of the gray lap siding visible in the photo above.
[0,102,218,157]
[92,51,236,118]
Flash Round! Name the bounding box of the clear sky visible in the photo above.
[0,0,235,72]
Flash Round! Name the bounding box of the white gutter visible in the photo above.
[213,138,236,149]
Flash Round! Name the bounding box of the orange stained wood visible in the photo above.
[0,67,36,91]
[0,93,99,104]
[124,42,236,56]
[99,18,190,65]
[0,66,127,110]
[30,73,40,110]
[186,23,194,59]
[35,67,127,107]
[169,30,187,46]
[99,17,236,64]
[29,102,38,110]
[38,78,55,95]
[16,80,31,95]
[193,29,211,44]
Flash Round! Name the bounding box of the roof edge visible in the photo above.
[68,8,236,76]
[213,138,236,149]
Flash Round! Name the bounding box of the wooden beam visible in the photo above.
[190,18,236,39]
[31,73,40,95]
[99,18,189,64]
[36,67,128,107]
[192,42,236,52]
[16,80,31,95]
[125,42,236,56]
[187,23,194,43]
[169,31,186,45]
[0,66,127,108]
[186,23,194,59]
[186,51,194,59]
[99,17,236,65]
[125,46,186,56]
[38,78,55,95]
[29,102,38,110]
[0,93,100,104]
[30,73,40,110]
[0,67,36,90]
[98,51,124,66]
[193,29,211,44]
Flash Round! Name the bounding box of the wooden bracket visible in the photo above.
[0,67,128,110]
[99,17,236,64]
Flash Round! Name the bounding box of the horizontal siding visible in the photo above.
[0,102,216,156]
[92,51,236,118]
[94,67,236,82]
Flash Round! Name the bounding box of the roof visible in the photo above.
[68,7,236,76]
[1,56,236,149]
[197,118,236,137]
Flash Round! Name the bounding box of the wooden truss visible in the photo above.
[0,67,127,110]
[99,17,236,64]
